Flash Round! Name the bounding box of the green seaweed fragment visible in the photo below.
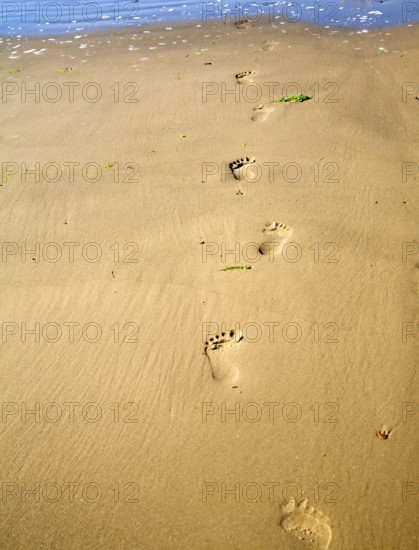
[8,68,22,75]
[273,94,311,103]
[219,265,252,271]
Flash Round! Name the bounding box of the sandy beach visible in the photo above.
[0,17,418,549]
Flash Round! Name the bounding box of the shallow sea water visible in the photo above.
[1,0,418,36]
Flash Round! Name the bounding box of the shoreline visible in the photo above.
[2,15,419,42]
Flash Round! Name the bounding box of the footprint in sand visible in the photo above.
[229,157,257,181]
[259,221,292,256]
[236,70,255,84]
[235,19,252,29]
[204,329,243,384]
[251,103,274,122]
[262,40,279,51]
[280,498,332,550]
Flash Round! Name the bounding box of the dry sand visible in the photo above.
[0,18,418,549]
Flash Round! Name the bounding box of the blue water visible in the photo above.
[1,0,418,36]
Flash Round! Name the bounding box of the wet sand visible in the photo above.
[0,18,418,549]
